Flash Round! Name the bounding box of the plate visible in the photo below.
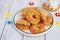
[13,7,53,36]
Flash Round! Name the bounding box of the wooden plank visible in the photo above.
[23,36,45,40]
[46,11,60,40]
[0,0,12,37]
[1,0,27,40]
[1,25,23,40]
[46,26,60,40]
[9,0,27,18]
[27,0,42,7]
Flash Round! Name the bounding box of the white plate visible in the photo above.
[13,7,54,37]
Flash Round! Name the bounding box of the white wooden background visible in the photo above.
[0,0,60,40]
